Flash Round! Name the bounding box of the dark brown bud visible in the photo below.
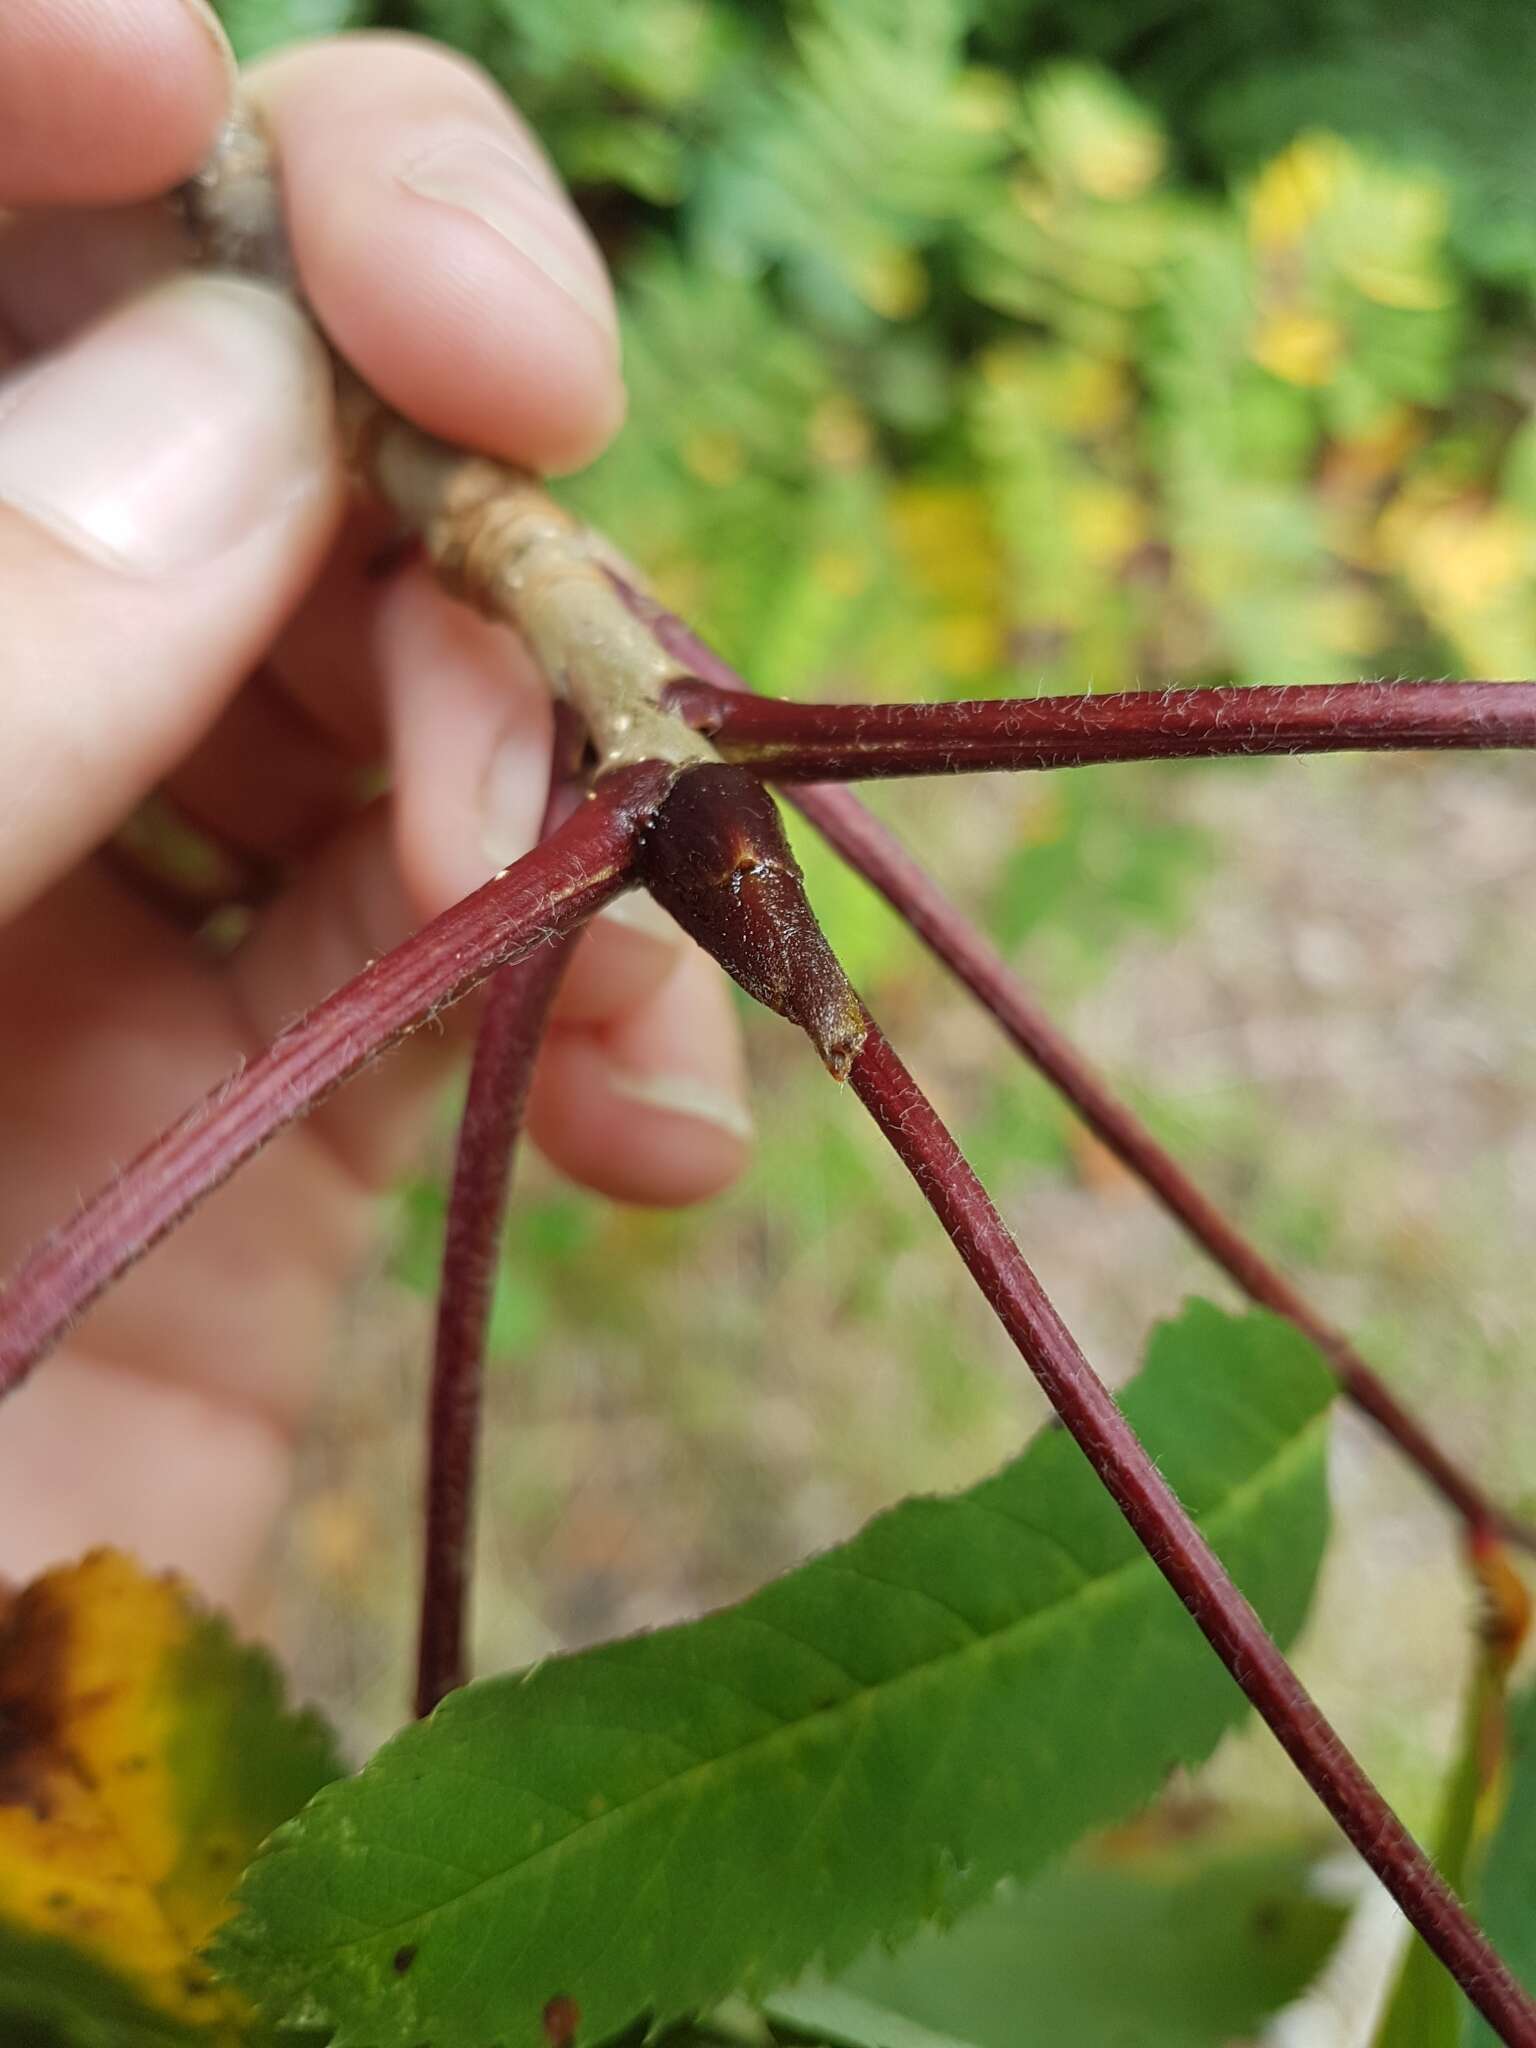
[636,763,867,1079]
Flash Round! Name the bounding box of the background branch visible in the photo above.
[415,742,585,1718]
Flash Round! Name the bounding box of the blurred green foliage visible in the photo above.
[771,1825,1347,2048]
[220,0,1536,707]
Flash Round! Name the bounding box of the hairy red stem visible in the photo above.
[415,741,587,1720]
[0,771,667,1398]
[664,677,1536,779]
[789,780,1536,1555]
[848,1020,1536,2043]
[415,943,570,1718]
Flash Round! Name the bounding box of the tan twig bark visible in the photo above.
[178,102,714,775]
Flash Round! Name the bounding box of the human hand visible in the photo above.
[0,4,750,1603]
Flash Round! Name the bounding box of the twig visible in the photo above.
[180,106,715,778]
[415,744,584,1718]
[415,944,569,1717]
[0,773,663,1396]
[663,677,1536,780]
[846,1019,1536,2045]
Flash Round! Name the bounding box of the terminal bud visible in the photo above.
[636,764,867,1079]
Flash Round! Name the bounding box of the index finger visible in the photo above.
[248,34,626,475]
[0,0,232,206]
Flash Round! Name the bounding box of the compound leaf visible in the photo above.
[0,1550,343,2045]
[215,1303,1334,2048]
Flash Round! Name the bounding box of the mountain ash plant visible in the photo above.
[1,91,1535,2048]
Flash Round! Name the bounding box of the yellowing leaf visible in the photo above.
[888,484,1008,680]
[1251,310,1345,387]
[947,67,1015,138]
[1308,585,1390,657]
[853,244,930,320]
[889,485,1001,610]
[1044,354,1134,438]
[0,1550,342,2043]
[1249,135,1351,252]
[809,394,874,471]
[1067,482,1146,564]
[681,427,746,487]
[1379,490,1533,615]
[1025,65,1166,201]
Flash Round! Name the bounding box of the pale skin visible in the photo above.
[0,1,751,1606]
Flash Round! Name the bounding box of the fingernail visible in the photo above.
[479,728,549,871]
[0,276,332,577]
[606,1068,755,1144]
[399,136,617,342]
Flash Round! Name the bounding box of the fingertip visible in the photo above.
[382,568,555,919]
[251,34,625,473]
[529,947,752,1207]
[0,0,233,206]
[530,1038,751,1208]
[551,893,687,1028]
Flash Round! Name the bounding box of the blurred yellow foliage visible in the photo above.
[1249,134,1352,250]
[1029,65,1166,200]
[889,485,1007,680]
[854,244,930,320]
[1069,482,1146,565]
[1380,492,1530,615]
[949,67,1017,138]
[811,546,873,601]
[1251,311,1345,388]
[1250,133,1450,305]
[682,427,747,486]
[1309,585,1391,658]
[810,394,874,470]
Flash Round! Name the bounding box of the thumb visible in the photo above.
[0,271,341,922]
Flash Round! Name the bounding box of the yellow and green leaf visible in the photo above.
[0,1550,343,2045]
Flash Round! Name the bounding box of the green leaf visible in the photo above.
[0,1551,344,2045]
[768,1830,1347,2048]
[215,1304,1333,2048]
[1465,1679,1536,2047]
[0,1926,207,2048]
[1375,1651,1496,2047]
[211,0,367,64]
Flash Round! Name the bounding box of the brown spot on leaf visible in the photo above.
[0,1580,70,1818]
[542,1994,580,2046]
[1251,1900,1285,1941]
[393,1944,418,1974]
